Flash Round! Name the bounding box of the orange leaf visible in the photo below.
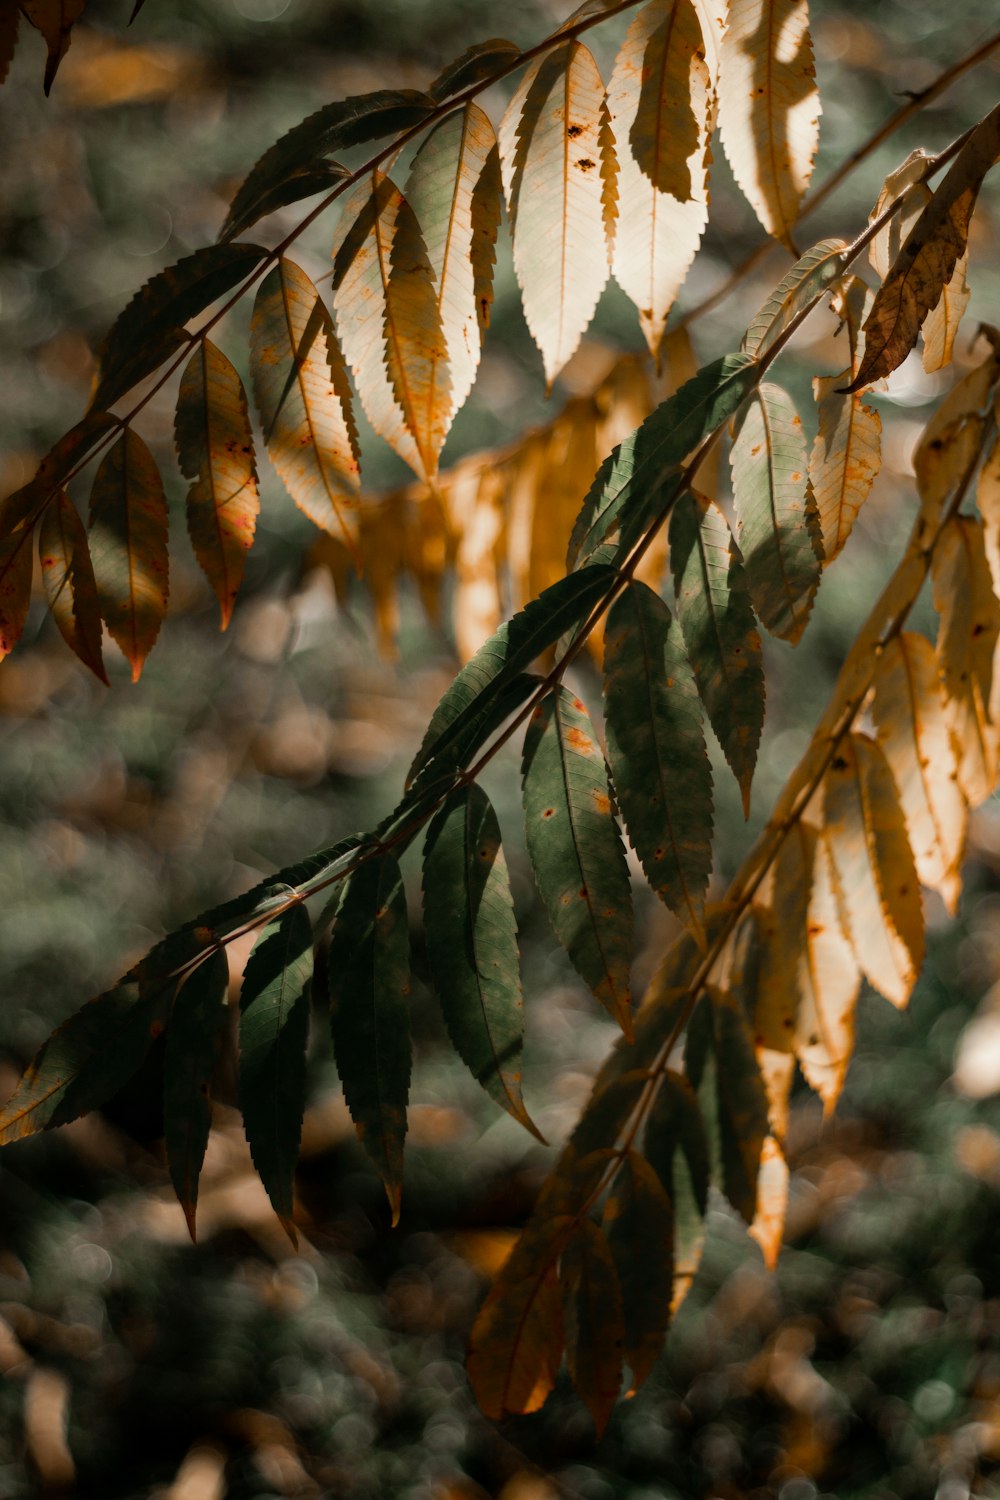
[39,491,107,682]
[88,429,169,681]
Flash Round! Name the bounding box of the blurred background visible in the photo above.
[1,1,1000,1495]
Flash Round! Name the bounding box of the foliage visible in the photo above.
[2,0,1000,1464]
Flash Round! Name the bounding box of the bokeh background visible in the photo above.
[1,1,1000,1495]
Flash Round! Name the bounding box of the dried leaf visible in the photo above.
[88,429,169,681]
[0,510,35,660]
[923,249,971,373]
[793,822,860,1112]
[932,514,1000,806]
[913,355,1000,517]
[38,492,107,682]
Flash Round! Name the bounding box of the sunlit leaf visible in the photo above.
[742,238,846,360]
[913,356,999,517]
[923,249,971,374]
[39,491,107,682]
[88,429,169,681]
[932,514,1000,806]
[603,1150,673,1392]
[560,1219,624,1434]
[810,327,882,566]
[748,1134,788,1271]
[791,821,861,1112]
[164,948,230,1240]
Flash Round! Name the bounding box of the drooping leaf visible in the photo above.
[16,412,118,511]
[239,903,314,1240]
[718,0,821,249]
[748,1134,789,1271]
[569,353,758,571]
[685,988,770,1223]
[560,1219,624,1434]
[409,565,615,786]
[645,1066,710,1216]
[978,433,1000,593]
[868,149,932,284]
[163,947,230,1239]
[606,0,713,364]
[603,1150,673,1392]
[730,381,823,643]
[403,103,499,447]
[498,39,611,388]
[521,687,634,1034]
[822,732,925,1007]
[913,356,1000,517]
[603,579,713,936]
[429,38,521,100]
[220,90,434,243]
[872,633,966,915]
[250,257,360,550]
[0,512,35,661]
[422,784,538,1135]
[923,249,971,374]
[847,104,1000,391]
[21,0,86,94]
[328,851,411,1223]
[175,339,260,629]
[38,491,107,682]
[0,9,19,86]
[88,429,169,681]
[0,980,172,1145]
[742,238,847,360]
[932,514,1000,806]
[468,1213,572,1419]
[810,326,882,566]
[669,491,765,815]
[793,822,861,1112]
[92,243,266,411]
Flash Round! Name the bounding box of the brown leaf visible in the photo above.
[39,491,107,682]
[87,429,169,681]
[21,0,86,93]
[932,514,1000,806]
[0,516,35,661]
[0,8,19,86]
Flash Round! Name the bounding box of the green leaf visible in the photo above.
[644,1066,710,1216]
[220,90,435,243]
[669,491,765,817]
[684,989,769,1223]
[603,579,713,936]
[408,565,614,787]
[742,238,847,359]
[560,1219,624,1435]
[239,902,314,1241]
[88,429,169,681]
[0,980,173,1145]
[422,784,539,1136]
[521,686,633,1033]
[730,381,823,644]
[429,38,521,100]
[328,850,411,1223]
[164,948,230,1240]
[603,1150,673,1392]
[568,353,757,570]
[92,243,266,411]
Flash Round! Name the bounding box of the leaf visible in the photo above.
[422,784,538,1135]
[669,491,765,815]
[521,687,634,1034]
[21,0,86,93]
[730,381,823,643]
[569,352,758,571]
[603,1151,673,1392]
[0,514,35,661]
[0,9,19,87]
[0,980,172,1145]
[847,104,1000,391]
[560,1219,624,1434]
[250,257,361,550]
[88,429,169,681]
[718,0,821,249]
[409,565,615,787]
[606,0,713,364]
[978,433,1000,593]
[175,339,260,629]
[923,249,971,374]
[810,282,882,566]
[92,243,266,412]
[429,38,521,100]
[868,149,932,283]
[932,514,1000,806]
[914,356,1000,516]
[239,903,314,1241]
[645,1067,710,1215]
[822,732,925,1008]
[792,821,861,1112]
[163,947,230,1239]
[220,89,434,243]
[403,104,499,447]
[603,579,713,936]
[685,988,770,1223]
[742,238,847,360]
[748,1134,788,1271]
[467,1213,572,1419]
[38,492,107,682]
[872,633,966,915]
[328,851,411,1223]
[499,39,611,388]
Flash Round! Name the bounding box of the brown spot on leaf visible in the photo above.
[567,123,583,138]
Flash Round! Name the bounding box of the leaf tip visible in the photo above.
[278,1213,299,1250]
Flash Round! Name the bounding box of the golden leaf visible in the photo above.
[795,821,861,1112]
[913,354,1000,517]
[748,1134,788,1272]
[977,432,1000,594]
[88,429,169,682]
[932,514,1000,807]
[923,249,971,374]
[867,148,932,283]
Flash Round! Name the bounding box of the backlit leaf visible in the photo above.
[742,238,847,361]
[499,39,611,387]
[794,822,861,1112]
[521,687,634,1034]
[38,491,107,682]
[328,851,411,1223]
[914,356,1000,517]
[88,429,169,681]
[685,988,769,1223]
[164,947,230,1240]
[0,514,35,661]
[932,514,1000,806]
[603,1150,673,1392]
[250,257,361,550]
[923,249,971,374]
[422,784,537,1134]
[603,579,713,935]
[175,339,260,629]
[718,0,821,249]
[810,315,882,567]
[669,491,765,815]
[730,381,823,643]
[429,38,521,100]
[607,0,713,364]
[560,1219,624,1434]
[748,1134,788,1271]
[21,0,86,93]
[867,149,932,284]
[823,732,924,1007]
[239,903,314,1240]
[93,242,266,411]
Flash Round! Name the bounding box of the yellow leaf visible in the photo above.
[923,249,971,374]
[499,40,611,388]
[717,0,821,249]
[748,1134,788,1272]
[977,431,1000,593]
[88,429,169,682]
[872,632,966,915]
[447,463,505,661]
[913,354,1000,517]
[867,148,932,283]
[607,0,713,363]
[822,732,924,1008]
[932,514,1000,806]
[38,491,107,683]
[795,821,861,1113]
[21,0,86,94]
